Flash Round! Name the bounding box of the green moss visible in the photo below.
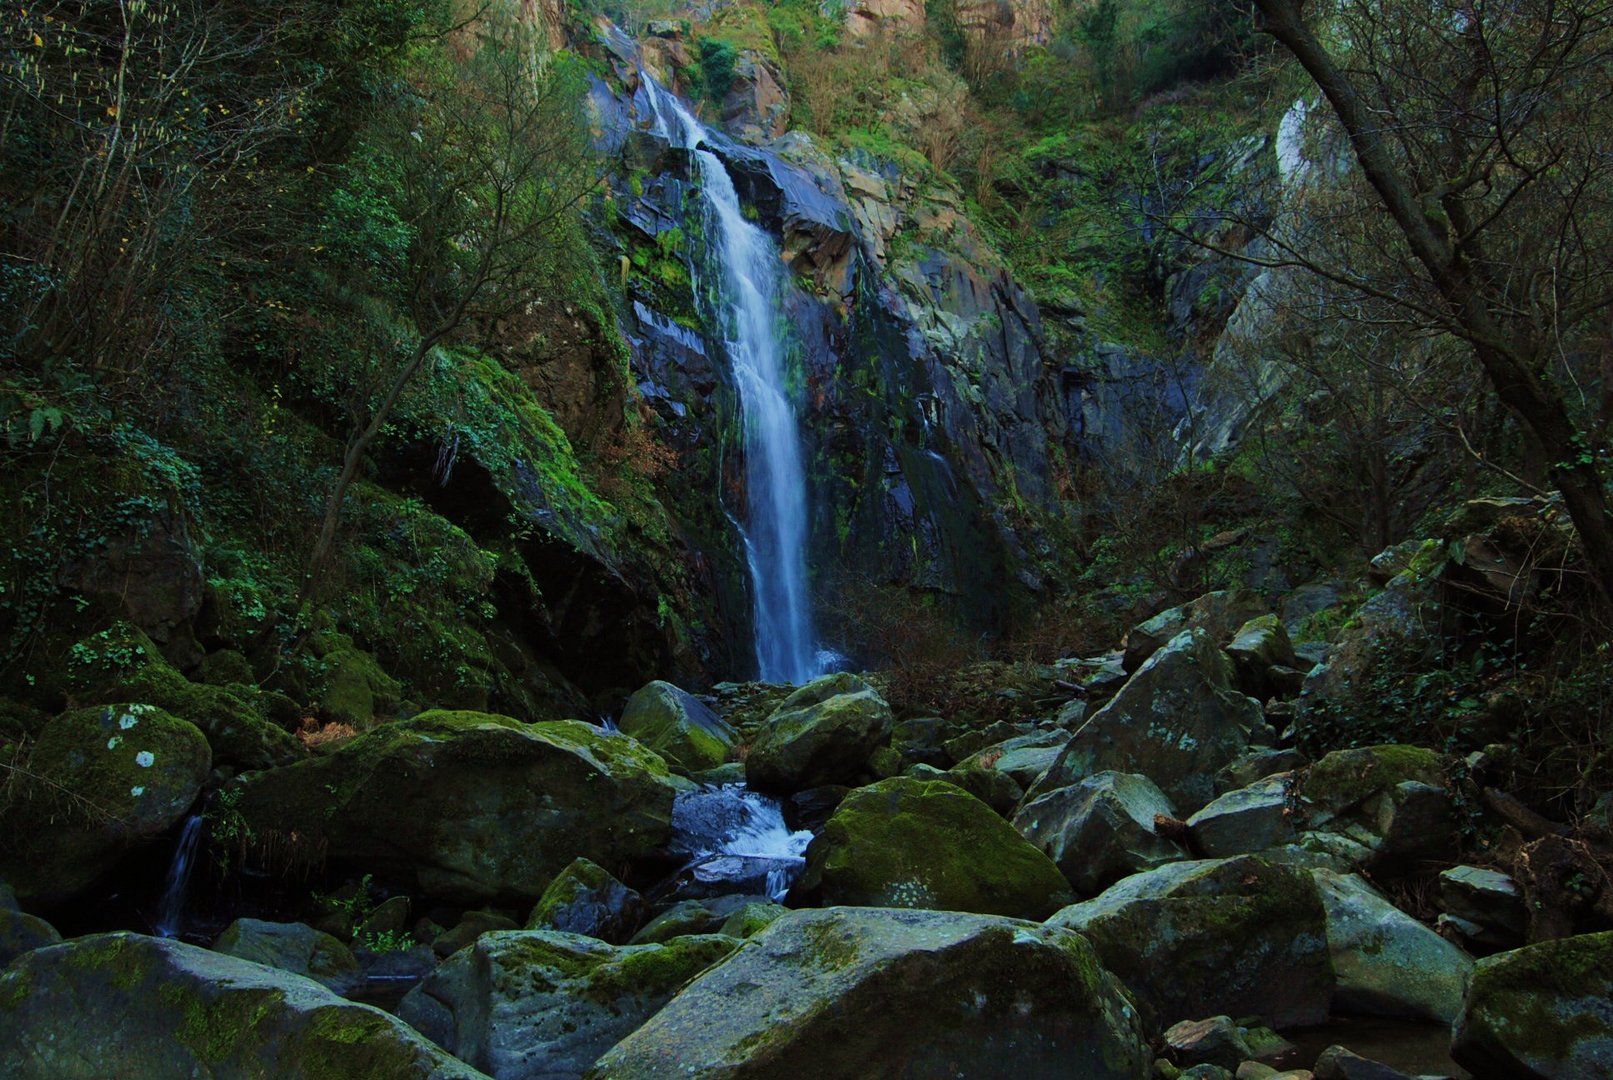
[581,935,737,1004]
[1301,744,1445,811]
[0,968,32,1012]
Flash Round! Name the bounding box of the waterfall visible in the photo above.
[641,76,819,684]
[154,813,204,938]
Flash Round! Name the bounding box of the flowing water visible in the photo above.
[154,813,204,938]
[641,77,819,684]
[669,784,813,902]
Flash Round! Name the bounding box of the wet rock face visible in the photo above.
[590,907,1153,1080]
[1453,931,1613,1080]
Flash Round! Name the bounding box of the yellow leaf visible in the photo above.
[32,34,42,46]
[107,104,118,117]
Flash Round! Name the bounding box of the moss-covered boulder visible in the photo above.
[1013,771,1187,897]
[232,711,686,905]
[399,930,737,1080]
[525,857,644,945]
[212,919,361,995]
[1293,745,1454,874]
[0,931,487,1079]
[1025,630,1263,815]
[589,907,1152,1079]
[745,673,894,793]
[0,703,209,905]
[618,681,736,773]
[796,777,1073,919]
[306,630,403,727]
[1452,931,1613,1080]
[1225,614,1300,697]
[627,894,766,945]
[1048,855,1331,1031]
[65,624,302,771]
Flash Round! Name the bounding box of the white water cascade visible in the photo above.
[642,77,819,684]
[154,813,204,938]
[669,784,814,902]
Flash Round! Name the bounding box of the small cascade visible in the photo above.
[669,784,813,902]
[154,813,205,939]
[639,74,820,685]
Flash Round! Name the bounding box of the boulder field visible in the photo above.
[2,582,1610,1079]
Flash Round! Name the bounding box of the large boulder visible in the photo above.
[1048,855,1331,1031]
[0,907,61,968]
[0,932,487,1079]
[1025,630,1262,814]
[1292,745,1454,874]
[232,711,686,905]
[1013,771,1186,897]
[0,703,209,905]
[1123,589,1269,672]
[618,681,736,774]
[1186,773,1298,858]
[398,930,737,1080]
[744,674,893,793]
[1312,869,1471,1024]
[1452,931,1613,1080]
[212,918,361,995]
[589,907,1152,1079]
[796,777,1073,919]
[525,857,644,945]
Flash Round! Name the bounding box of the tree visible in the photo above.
[285,23,603,631]
[1249,0,1613,600]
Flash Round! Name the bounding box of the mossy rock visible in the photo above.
[1298,744,1446,818]
[0,932,487,1079]
[618,680,736,773]
[525,857,643,945]
[745,673,894,794]
[231,711,686,905]
[628,894,764,945]
[590,907,1152,1079]
[1049,855,1331,1031]
[213,919,361,995]
[797,776,1073,919]
[398,929,737,1079]
[0,703,209,906]
[65,624,301,770]
[1452,931,1613,1080]
[307,631,402,728]
[0,907,61,968]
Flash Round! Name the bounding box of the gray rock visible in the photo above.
[1292,745,1454,875]
[525,857,643,945]
[1124,589,1270,673]
[1188,773,1297,858]
[1312,869,1472,1023]
[1438,865,1525,946]
[431,910,519,959]
[1013,771,1186,896]
[618,681,737,773]
[0,932,486,1078]
[398,930,736,1080]
[213,918,361,994]
[745,673,894,793]
[1048,855,1331,1031]
[1216,748,1309,794]
[1226,615,1300,697]
[1312,1045,1419,1080]
[1452,931,1613,1079]
[1165,1015,1253,1070]
[1025,630,1263,814]
[628,894,767,945]
[955,728,1069,790]
[589,907,1152,1079]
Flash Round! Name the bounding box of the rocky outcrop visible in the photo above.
[0,932,487,1079]
[797,776,1073,919]
[589,907,1152,1079]
[232,711,686,905]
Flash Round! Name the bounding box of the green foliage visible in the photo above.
[697,38,740,106]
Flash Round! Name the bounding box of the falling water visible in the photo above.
[154,813,204,938]
[641,76,819,684]
[669,784,813,902]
